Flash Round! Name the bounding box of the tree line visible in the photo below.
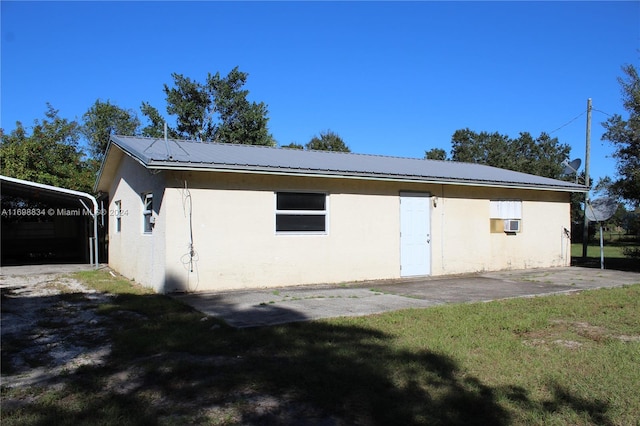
[1,64,638,212]
[425,64,639,210]
[0,67,351,193]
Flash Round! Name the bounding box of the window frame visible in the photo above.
[274,191,328,235]
[489,199,522,234]
[142,193,153,234]
[114,200,122,233]
[489,199,522,219]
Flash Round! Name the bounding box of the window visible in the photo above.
[275,192,327,233]
[490,200,522,219]
[142,193,153,233]
[114,200,122,233]
[490,200,522,233]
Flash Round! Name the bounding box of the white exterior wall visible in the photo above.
[101,157,573,293]
[106,155,167,292]
[429,186,571,275]
[150,171,572,293]
[162,172,402,292]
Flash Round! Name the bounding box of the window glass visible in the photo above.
[115,200,122,233]
[143,193,153,233]
[277,192,325,211]
[275,192,327,233]
[276,214,326,232]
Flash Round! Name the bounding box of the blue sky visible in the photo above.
[2,1,638,184]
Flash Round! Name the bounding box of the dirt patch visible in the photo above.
[1,270,342,424]
[1,271,113,387]
[521,319,640,350]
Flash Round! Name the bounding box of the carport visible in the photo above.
[0,175,99,267]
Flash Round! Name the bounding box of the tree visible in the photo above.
[0,104,94,192]
[425,148,447,160]
[449,128,491,166]
[164,73,213,141]
[82,99,140,160]
[306,130,351,152]
[449,128,570,179]
[511,132,571,178]
[601,63,640,207]
[140,102,177,139]
[141,67,275,146]
[208,67,275,146]
[281,142,304,150]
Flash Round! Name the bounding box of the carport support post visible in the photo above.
[79,198,99,269]
[94,208,98,268]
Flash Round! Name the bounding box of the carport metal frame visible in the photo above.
[0,175,99,268]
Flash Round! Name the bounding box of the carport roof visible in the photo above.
[1,175,100,268]
[1,175,97,208]
[97,135,587,192]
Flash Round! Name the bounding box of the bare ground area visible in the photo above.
[1,271,113,388]
[0,269,342,425]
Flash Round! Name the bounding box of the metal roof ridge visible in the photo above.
[113,134,465,164]
[111,135,586,191]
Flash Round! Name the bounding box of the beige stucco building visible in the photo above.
[96,136,585,293]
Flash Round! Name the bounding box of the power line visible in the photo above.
[547,105,614,136]
[549,110,586,134]
[592,108,614,118]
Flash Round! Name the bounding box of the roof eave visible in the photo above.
[145,161,588,193]
[93,139,114,193]
[95,137,152,193]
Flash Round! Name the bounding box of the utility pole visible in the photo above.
[582,98,592,258]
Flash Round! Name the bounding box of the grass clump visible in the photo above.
[73,269,154,295]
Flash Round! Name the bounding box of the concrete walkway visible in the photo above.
[173,267,640,328]
[0,264,96,277]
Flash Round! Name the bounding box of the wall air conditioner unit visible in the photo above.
[504,219,521,233]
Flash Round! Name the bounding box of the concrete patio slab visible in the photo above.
[173,267,640,328]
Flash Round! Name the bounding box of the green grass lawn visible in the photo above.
[2,270,640,425]
[571,242,631,258]
[572,242,640,272]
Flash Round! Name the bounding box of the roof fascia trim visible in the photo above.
[111,138,151,169]
[93,138,114,192]
[145,163,588,193]
[94,137,151,192]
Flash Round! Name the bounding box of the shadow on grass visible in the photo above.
[1,289,616,425]
[572,240,640,272]
[572,256,640,272]
[544,382,612,426]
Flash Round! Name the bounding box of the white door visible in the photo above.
[400,192,431,276]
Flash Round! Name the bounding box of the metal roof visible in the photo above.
[104,135,586,192]
[1,175,100,267]
[1,175,97,209]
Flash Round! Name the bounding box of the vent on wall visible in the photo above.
[503,219,521,233]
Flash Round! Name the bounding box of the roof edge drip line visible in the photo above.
[144,164,588,193]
